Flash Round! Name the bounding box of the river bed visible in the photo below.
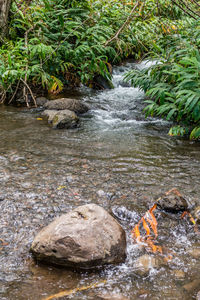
[0,61,200,300]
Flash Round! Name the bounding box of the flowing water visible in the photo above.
[0,61,200,300]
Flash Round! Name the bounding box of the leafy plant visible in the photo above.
[125,20,200,140]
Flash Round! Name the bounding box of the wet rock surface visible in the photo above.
[44,98,89,114]
[36,97,48,106]
[42,109,79,128]
[134,254,159,276]
[52,109,79,129]
[187,247,200,259]
[157,191,189,213]
[31,204,126,269]
[42,109,58,123]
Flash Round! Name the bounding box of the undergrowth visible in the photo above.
[125,19,200,140]
[0,0,183,102]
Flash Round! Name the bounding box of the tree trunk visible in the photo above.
[0,0,11,37]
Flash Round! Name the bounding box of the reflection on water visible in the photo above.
[0,61,200,300]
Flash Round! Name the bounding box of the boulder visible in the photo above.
[44,98,89,114]
[42,109,79,129]
[42,110,58,123]
[52,110,79,129]
[30,204,126,269]
[36,97,48,106]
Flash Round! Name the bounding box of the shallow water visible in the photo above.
[0,61,200,300]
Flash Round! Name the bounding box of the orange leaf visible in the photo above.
[132,224,141,242]
[145,211,158,238]
[142,217,150,236]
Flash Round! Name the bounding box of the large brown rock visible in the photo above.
[44,98,89,114]
[42,109,79,129]
[30,204,126,269]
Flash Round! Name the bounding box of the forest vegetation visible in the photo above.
[0,0,200,139]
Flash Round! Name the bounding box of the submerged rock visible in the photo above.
[187,247,200,259]
[30,204,126,269]
[52,110,79,129]
[44,98,89,114]
[157,191,188,213]
[42,110,58,123]
[134,254,157,276]
[42,109,79,129]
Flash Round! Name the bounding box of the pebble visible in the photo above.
[134,254,158,276]
[173,270,185,280]
[188,248,200,259]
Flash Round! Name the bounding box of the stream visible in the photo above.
[0,61,200,300]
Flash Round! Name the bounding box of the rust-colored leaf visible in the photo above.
[142,217,150,236]
[132,223,141,242]
[145,211,158,238]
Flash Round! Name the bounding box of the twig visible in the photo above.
[23,26,37,108]
[0,84,12,103]
[8,79,21,104]
[177,0,200,17]
[42,280,106,300]
[105,1,140,46]
[171,0,197,19]
[20,78,37,107]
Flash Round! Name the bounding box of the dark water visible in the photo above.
[0,61,200,300]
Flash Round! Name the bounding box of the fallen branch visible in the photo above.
[105,1,140,46]
[20,78,37,107]
[42,280,106,300]
[8,79,21,104]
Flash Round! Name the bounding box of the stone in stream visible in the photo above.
[36,97,48,106]
[42,110,58,123]
[42,109,79,129]
[30,204,126,269]
[44,98,89,114]
[156,190,189,213]
[187,247,200,259]
[134,254,166,276]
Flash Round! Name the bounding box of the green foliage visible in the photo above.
[125,20,200,140]
[0,0,185,102]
